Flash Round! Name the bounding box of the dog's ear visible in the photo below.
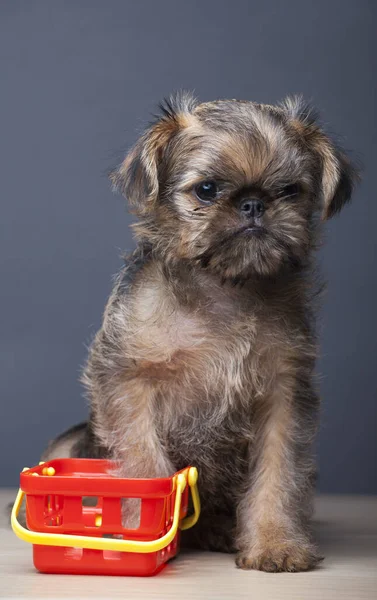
[281,96,360,220]
[110,92,197,215]
[315,142,358,220]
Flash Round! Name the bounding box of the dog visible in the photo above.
[42,93,358,572]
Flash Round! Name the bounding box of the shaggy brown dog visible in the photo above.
[43,94,358,572]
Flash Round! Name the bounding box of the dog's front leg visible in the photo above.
[112,378,174,528]
[110,378,174,480]
[92,374,174,528]
[235,372,321,572]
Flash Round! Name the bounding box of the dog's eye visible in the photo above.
[195,181,219,203]
[278,184,300,199]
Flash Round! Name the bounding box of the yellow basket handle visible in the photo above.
[11,467,200,554]
[179,466,200,530]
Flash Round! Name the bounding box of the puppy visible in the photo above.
[43,94,358,572]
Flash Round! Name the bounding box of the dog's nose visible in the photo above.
[239,198,265,219]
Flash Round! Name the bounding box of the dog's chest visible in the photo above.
[131,273,277,405]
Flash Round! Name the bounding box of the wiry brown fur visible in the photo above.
[44,93,358,571]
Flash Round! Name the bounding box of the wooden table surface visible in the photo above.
[1,490,376,600]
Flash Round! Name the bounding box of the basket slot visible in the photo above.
[81,496,99,507]
[81,496,103,528]
[44,495,64,526]
[120,498,141,530]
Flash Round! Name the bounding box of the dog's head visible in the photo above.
[111,93,358,279]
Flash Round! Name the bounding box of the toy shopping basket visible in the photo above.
[11,459,200,576]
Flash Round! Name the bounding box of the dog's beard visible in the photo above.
[194,228,303,280]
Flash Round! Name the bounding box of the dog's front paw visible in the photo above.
[236,542,322,573]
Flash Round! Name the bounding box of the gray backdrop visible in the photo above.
[1,1,376,492]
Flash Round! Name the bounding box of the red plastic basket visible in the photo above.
[11,459,200,576]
